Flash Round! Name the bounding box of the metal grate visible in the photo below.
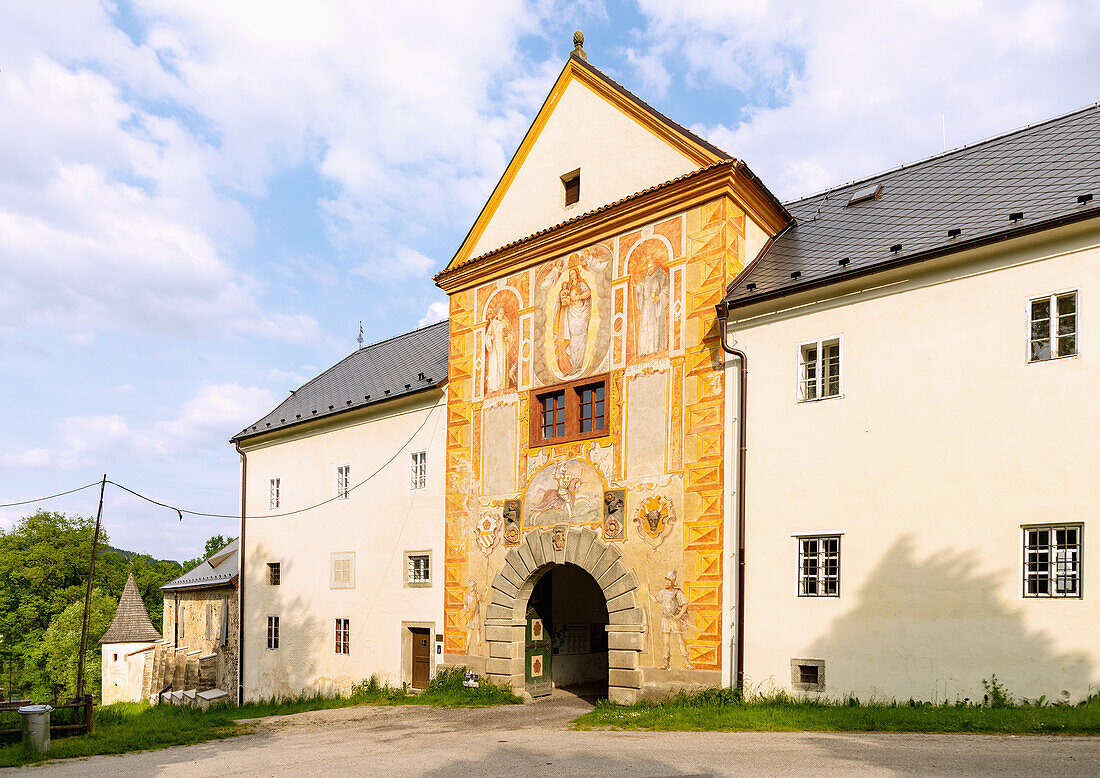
[799,536,840,597]
[1024,525,1082,597]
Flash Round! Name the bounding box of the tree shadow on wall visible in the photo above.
[802,536,1095,704]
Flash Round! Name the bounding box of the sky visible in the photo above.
[2,0,1098,561]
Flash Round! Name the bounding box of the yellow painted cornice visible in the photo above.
[435,161,790,294]
[445,55,730,273]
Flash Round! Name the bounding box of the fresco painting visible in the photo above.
[627,237,671,359]
[523,458,603,526]
[482,288,520,396]
[533,243,612,384]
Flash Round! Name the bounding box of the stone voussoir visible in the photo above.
[597,560,628,590]
[491,573,519,600]
[609,606,646,626]
[602,569,638,601]
[527,533,546,568]
[605,591,637,614]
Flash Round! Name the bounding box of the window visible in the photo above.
[335,618,350,655]
[331,552,355,590]
[530,375,610,447]
[1023,525,1082,597]
[336,465,350,500]
[267,562,281,586]
[798,536,840,597]
[791,659,825,692]
[266,616,280,650]
[269,477,281,509]
[405,551,431,588]
[1029,291,1077,362]
[799,338,841,401]
[562,169,580,206]
[410,451,427,490]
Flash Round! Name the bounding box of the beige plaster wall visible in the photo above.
[726,223,1100,703]
[239,391,446,701]
[470,77,700,259]
[101,642,155,704]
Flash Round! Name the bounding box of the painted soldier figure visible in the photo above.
[652,570,693,670]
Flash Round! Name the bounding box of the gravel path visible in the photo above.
[9,691,1100,776]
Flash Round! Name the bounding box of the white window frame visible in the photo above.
[336,464,351,500]
[269,477,281,510]
[1027,289,1079,363]
[404,550,432,588]
[410,451,427,491]
[1022,524,1083,598]
[330,551,355,590]
[334,618,350,655]
[266,615,280,650]
[797,336,843,402]
[796,535,841,597]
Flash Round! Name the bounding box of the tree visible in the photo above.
[25,589,115,702]
[180,534,235,573]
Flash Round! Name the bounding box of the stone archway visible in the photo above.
[483,527,644,703]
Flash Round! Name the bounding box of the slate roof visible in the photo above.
[724,103,1100,309]
[233,320,449,442]
[100,572,163,644]
[161,538,238,591]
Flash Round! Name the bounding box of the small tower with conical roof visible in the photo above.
[100,572,162,703]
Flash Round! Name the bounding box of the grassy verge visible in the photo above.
[574,687,1100,734]
[0,668,520,767]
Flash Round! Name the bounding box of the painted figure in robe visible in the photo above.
[555,266,591,375]
[484,305,514,393]
[635,258,668,356]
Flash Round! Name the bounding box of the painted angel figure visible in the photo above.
[635,258,668,356]
[484,305,514,393]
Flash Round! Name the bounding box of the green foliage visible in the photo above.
[574,684,1100,734]
[23,589,116,702]
[981,675,1014,708]
[0,511,185,701]
[180,535,234,574]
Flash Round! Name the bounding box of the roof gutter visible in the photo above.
[725,206,1100,311]
[715,302,747,693]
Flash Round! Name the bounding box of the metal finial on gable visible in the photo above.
[573,30,586,60]
[357,321,364,350]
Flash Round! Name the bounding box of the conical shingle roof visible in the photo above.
[100,572,163,644]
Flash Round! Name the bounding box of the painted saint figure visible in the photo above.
[463,579,484,648]
[651,570,693,670]
[634,258,668,356]
[484,305,514,393]
[555,266,592,375]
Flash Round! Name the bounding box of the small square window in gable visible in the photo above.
[562,169,580,207]
[331,552,355,590]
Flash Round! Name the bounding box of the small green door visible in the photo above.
[525,605,552,698]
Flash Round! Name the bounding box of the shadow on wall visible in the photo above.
[800,536,1095,703]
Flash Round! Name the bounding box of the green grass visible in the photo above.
[0,668,520,767]
[574,687,1100,734]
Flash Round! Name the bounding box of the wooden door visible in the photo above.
[525,606,552,698]
[411,628,431,690]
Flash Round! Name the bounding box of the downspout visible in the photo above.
[173,592,179,648]
[234,440,247,706]
[716,302,747,692]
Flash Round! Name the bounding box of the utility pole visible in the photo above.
[75,475,106,701]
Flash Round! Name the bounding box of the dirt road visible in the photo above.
[10,692,1100,776]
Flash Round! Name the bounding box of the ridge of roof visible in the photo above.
[161,539,239,591]
[100,572,163,644]
[783,101,1100,208]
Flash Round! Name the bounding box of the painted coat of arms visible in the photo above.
[633,494,675,548]
[476,513,500,554]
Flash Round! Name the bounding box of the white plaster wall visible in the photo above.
[239,391,446,701]
[101,642,154,704]
[471,77,700,258]
[744,217,769,264]
[728,224,1100,703]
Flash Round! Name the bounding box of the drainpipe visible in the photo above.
[716,302,747,692]
[234,440,247,706]
[173,592,179,648]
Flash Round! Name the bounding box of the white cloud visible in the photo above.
[634,0,1100,200]
[418,300,450,327]
[2,383,277,469]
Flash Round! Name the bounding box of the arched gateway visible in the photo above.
[483,527,645,704]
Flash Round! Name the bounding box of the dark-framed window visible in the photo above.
[798,536,840,597]
[530,374,609,447]
[1023,524,1082,597]
[267,562,280,586]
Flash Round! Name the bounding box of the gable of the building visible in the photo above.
[451,54,730,268]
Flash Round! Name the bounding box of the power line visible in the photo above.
[106,401,441,521]
[0,480,102,508]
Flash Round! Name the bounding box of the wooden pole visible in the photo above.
[76,475,107,701]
